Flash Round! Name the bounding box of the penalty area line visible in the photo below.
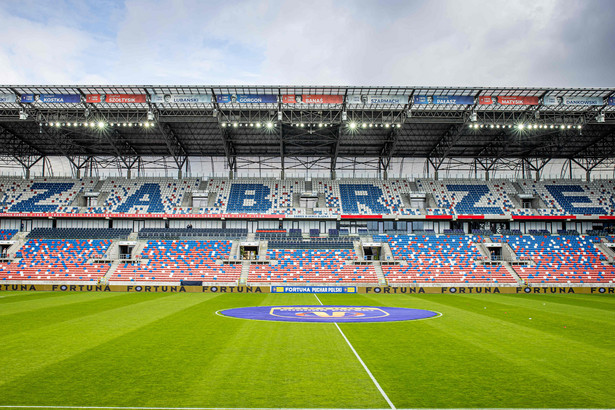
[313,294,396,410]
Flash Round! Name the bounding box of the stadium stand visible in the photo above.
[0,178,98,213]
[207,178,304,214]
[0,176,614,218]
[27,228,131,239]
[415,179,532,216]
[112,240,240,283]
[247,249,376,283]
[267,238,354,249]
[138,228,247,239]
[89,178,199,214]
[0,239,111,281]
[492,235,615,284]
[519,180,609,215]
[374,234,517,284]
[0,229,18,241]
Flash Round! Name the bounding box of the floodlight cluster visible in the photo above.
[469,123,582,130]
[44,122,155,128]
[221,122,276,129]
[348,122,402,130]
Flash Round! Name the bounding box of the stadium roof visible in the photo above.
[0,85,614,176]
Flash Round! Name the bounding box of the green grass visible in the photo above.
[0,291,613,408]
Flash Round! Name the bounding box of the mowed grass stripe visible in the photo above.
[0,292,214,387]
[319,293,614,409]
[1,293,389,409]
[428,293,614,351]
[405,295,613,405]
[0,290,87,308]
[0,292,160,336]
[495,292,615,313]
[0,291,124,317]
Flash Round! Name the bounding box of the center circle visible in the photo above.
[218,305,440,323]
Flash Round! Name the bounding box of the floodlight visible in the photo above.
[349,122,357,130]
[97,121,105,129]
[266,122,273,129]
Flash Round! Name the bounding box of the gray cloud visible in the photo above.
[0,0,614,86]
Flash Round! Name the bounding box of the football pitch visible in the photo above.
[0,291,613,409]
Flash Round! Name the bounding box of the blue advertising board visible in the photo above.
[39,94,81,103]
[271,286,357,294]
[20,94,35,103]
[217,94,277,104]
[432,95,474,105]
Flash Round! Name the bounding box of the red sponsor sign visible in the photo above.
[303,95,343,104]
[498,96,540,105]
[281,95,343,104]
[479,96,493,105]
[0,212,284,219]
[512,215,576,220]
[86,94,102,103]
[105,94,147,104]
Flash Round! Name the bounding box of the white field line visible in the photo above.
[0,406,607,410]
[313,294,396,410]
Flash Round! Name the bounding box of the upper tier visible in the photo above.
[1,177,614,218]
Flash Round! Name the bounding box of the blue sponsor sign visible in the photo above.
[413,95,430,104]
[608,96,615,106]
[217,94,277,104]
[20,94,36,103]
[38,94,81,103]
[271,286,357,294]
[432,95,474,105]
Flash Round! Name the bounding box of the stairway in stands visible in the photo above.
[239,261,250,285]
[372,262,388,285]
[502,262,524,284]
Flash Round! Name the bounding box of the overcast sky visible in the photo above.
[1,0,614,87]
